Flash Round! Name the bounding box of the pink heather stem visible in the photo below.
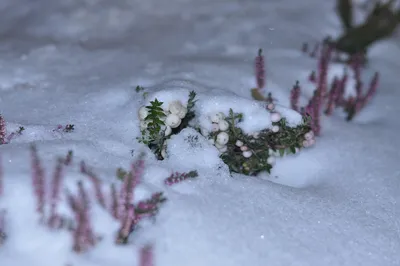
[71,182,95,252]
[118,158,144,221]
[164,170,198,186]
[290,81,301,112]
[139,245,154,266]
[325,77,339,116]
[48,158,64,228]
[117,204,135,243]
[0,209,6,245]
[350,53,362,84]
[64,151,73,166]
[30,144,46,220]
[336,70,348,106]
[312,43,333,136]
[362,72,379,106]
[308,71,316,83]
[110,183,119,219]
[80,161,106,209]
[255,49,265,90]
[0,115,6,145]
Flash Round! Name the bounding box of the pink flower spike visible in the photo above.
[363,72,379,106]
[0,115,6,145]
[290,81,301,111]
[0,209,6,245]
[255,49,265,90]
[116,204,135,244]
[30,144,46,220]
[110,183,119,219]
[139,244,154,266]
[164,170,198,186]
[48,158,64,228]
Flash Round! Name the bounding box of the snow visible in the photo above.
[0,0,400,266]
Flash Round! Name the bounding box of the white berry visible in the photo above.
[165,114,181,128]
[270,112,281,123]
[240,146,248,151]
[218,120,229,131]
[272,125,279,133]
[168,101,184,115]
[267,157,275,165]
[235,140,243,147]
[211,123,220,132]
[242,151,252,158]
[216,132,229,145]
[138,106,149,120]
[267,103,275,110]
[164,126,172,136]
[305,131,314,140]
[177,106,188,119]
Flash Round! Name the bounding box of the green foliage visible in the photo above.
[218,109,311,176]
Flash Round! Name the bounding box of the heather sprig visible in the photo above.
[164,170,198,186]
[255,48,265,90]
[290,81,301,111]
[0,115,6,145]
[54,124,75,133]
[0,209,6,246]
[137,99,166,157]
[139,244,154,266]
[30,144,46,221]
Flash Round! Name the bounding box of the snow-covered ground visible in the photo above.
[0,0,399,265]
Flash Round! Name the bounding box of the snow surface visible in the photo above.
[0,0,400,266]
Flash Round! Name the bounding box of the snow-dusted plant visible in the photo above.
[204,108,313,176]
[0,114,25,145]
[137,90,197,159]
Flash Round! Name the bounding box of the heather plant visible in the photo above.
[137,91,197,159]
[214,109,312,175]
[296,42,379,133]
[0,145,167,256]
[253,41,379,137]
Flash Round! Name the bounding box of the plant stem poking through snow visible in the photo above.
[67,181,97,253]
[48,158,65,228]
[139,244,154,266]
[164,170,198,186]
[0,209,6,245]
[290,81,301,111]
[30,144,46,221]
[255,48,265,90]
[0,115,6,145]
